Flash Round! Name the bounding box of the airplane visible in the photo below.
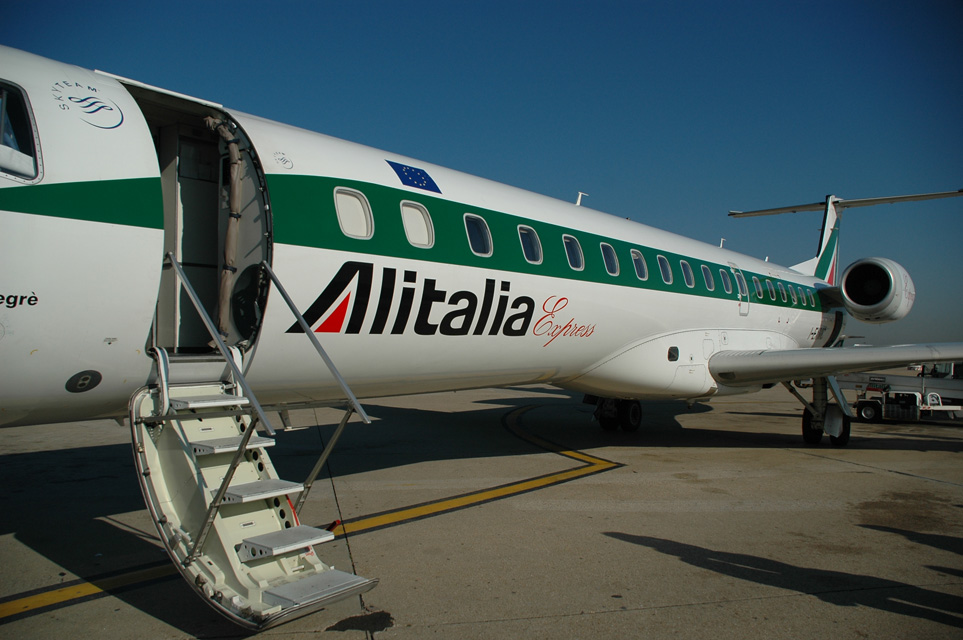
[1,45,961,629]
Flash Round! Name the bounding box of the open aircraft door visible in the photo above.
[112,77,273,357]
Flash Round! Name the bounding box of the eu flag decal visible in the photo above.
[386,160,441,194]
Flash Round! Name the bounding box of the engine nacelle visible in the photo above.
[840,257,915,323]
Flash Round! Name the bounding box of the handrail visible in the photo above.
[164,253,280,563]
[148,346,171,415]
[294,408,353,516]
[165,253,276,436]
[261,260,371,424]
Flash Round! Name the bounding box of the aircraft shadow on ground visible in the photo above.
[0,449,244,636]
[604,532,963,629]
[2,388,959,632]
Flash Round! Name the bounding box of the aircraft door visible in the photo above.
[729,263,750,317]
[121,85,272,355]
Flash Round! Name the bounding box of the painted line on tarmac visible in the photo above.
[335,404,622,535]
[0,404,621,622]
[0,562,176,623]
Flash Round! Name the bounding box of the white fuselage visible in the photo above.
[0,46,833,427]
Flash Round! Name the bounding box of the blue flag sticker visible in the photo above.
[386,160,441,194]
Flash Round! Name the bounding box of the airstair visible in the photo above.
[129,255,375,630]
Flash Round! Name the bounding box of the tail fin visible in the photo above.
[791,196,840,285]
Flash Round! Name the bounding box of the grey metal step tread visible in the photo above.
[220,479,303,504]
[170,394,250,410]
[263,569,378,609]
[191,435,275,456]
[238,525,334,562]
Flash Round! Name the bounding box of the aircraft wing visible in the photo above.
[708,343,963,387]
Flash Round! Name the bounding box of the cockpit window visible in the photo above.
[0,82,39,179]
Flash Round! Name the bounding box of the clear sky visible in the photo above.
[9,0,963,345]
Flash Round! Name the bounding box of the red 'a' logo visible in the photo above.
[286,262,372,334]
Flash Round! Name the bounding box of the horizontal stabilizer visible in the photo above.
[728,189,963,218]
[708,343,963,387]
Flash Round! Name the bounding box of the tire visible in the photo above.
[801,410,823,445]
[596,399,620,431]
[857,401,882,423]
[618,400,642,432]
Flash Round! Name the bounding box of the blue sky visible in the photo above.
[9,0,963,344]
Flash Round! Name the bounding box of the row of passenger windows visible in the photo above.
[333,186,816,306]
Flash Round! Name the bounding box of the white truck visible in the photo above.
[837,362,963,422]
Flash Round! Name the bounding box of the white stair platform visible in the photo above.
[170,394,250,411]
[263,569,377,609]
[191,435,275,456]
[220,479,302,504]
[238,525,334,562]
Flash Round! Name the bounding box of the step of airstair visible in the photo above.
[263,569,377,609]
[237,525,334,562]
[191,435,274,456]
[170,394,250,411]
[220,478,303,504]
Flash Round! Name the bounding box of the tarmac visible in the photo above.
[1,384,961,639]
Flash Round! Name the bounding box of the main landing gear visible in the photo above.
[592,397,642,432]
[783,377,852,447]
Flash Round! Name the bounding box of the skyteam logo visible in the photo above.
[50,80,124,130]
[288,261,598,348]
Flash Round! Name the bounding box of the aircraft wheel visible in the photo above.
[801,410,823,445]
[596,399,620,431]
[830,415,852,447]
[618,400,642,432]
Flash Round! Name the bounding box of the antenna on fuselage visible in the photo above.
[576,192,589,206]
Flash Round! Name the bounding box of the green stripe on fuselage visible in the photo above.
[268,174,822,311]
[0,177,163,229]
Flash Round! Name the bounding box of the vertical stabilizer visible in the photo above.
[812,196,840,285]
[786,195,840,284]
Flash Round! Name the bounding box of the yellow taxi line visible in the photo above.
[0,404,619,620]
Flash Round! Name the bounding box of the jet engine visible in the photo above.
[839,257,915,323]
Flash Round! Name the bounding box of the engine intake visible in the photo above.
[840,257,915,323]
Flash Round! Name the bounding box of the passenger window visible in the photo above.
[719,269,732,294]
[465,214,493,256]
[601,243,619,276]
[778,282,787,302]
[799,287,807,306]
[518,225,542,264]
[766,280,776,300]
[752,276,763,299]
[680,261,695,288]
[0,82,39,179]
[563,235,584,270]
[334,188,374,239]
[701,265,715,291]
[789,286,798,304]
[657,255,673,284]
[401,201,433,248]
[631,250,648,280]
[808,290,816,307]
